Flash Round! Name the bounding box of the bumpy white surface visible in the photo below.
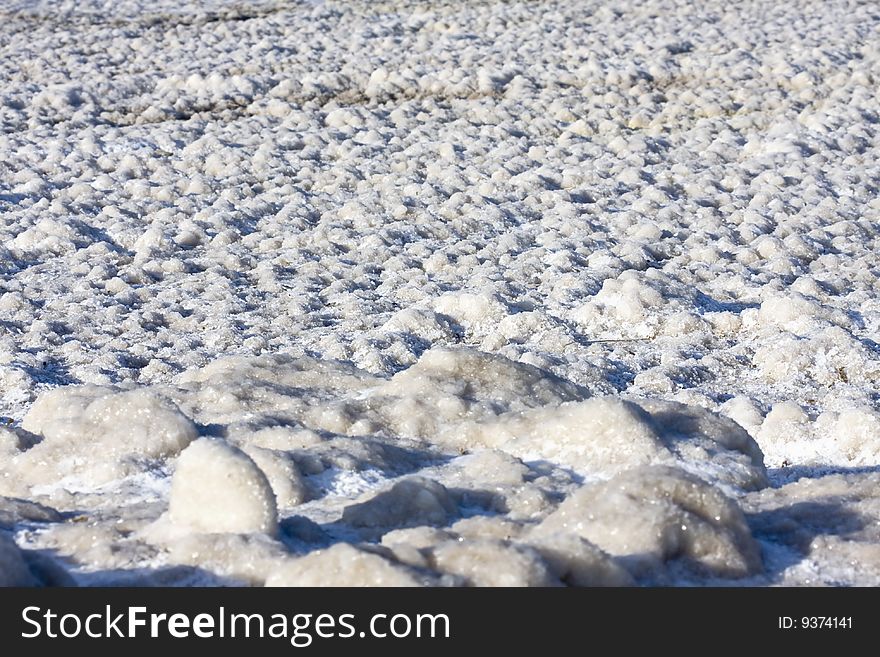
[1,0,879,586]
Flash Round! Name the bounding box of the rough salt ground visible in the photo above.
[1,0,879,586]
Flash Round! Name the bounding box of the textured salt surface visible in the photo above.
[1,0,879,586]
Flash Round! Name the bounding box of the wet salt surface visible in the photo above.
[1,0,879,586]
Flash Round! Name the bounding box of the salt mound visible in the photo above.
[756,402,880,468]
[453,397,664,466]
[15,387,197,487]
[166,348,580,444]
[175,354,377,422]
[156,532,290,586]
[450,450,530,486]
[380,527,456,569]
[168,438,278,536]
[448,397,767,490]
[451,516,527,541]
[536,466,763,579]
[265,544,426,586]
[342,477,457,529]
[379,521,633,586]
[639,400,768,490]
[240,446,308,508]
[819,407,880,464]
[0,533,37,586]
[720,396,765,436]
[372,347,589,437]
[124,348,765,492]
[0,346,773,584]
[427,538,558,587]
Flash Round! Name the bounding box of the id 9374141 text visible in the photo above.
[778,617,852,630]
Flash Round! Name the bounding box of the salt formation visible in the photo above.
[369,347,589,438]
[265,544,428,587]
[4,343,879,586]
[4,387,197,490]
[1,0,879,586]
[536,466,763,579]
[168,438,278,536]
[442,396,767,490]
[342,477,458,529]
[426,539,558,587]
[240,446,309,509]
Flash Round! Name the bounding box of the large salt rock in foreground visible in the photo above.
[536,466,763,579]
[168,438,278,536]
[14,387,197,487]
